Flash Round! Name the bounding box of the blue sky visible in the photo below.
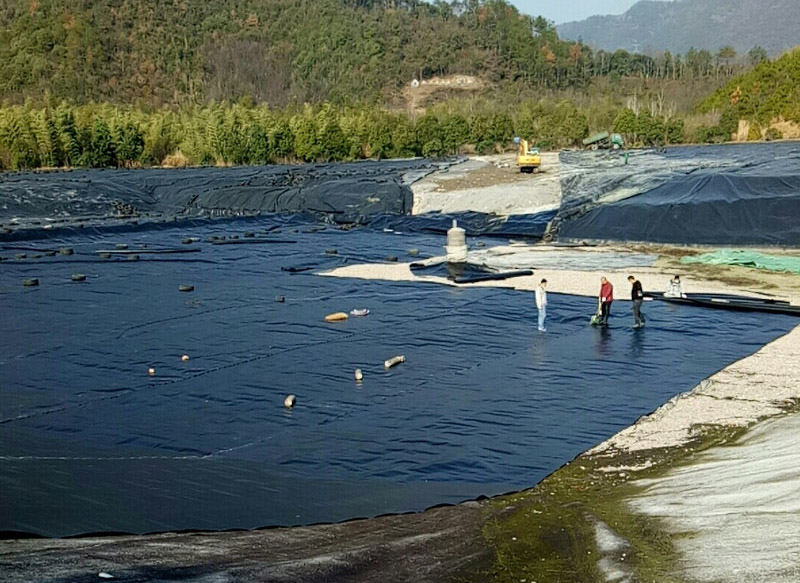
[506,0,644,24]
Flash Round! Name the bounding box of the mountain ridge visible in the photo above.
[557,0,800,55]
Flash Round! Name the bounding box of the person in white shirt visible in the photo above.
[665,275,685,298]
[535,278,548,331]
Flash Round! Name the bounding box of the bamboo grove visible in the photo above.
[0,99,691,171]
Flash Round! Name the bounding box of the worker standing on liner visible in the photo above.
[628,275,645,328]
[535,278,548,331]
[665,275,685,298]
[598,276,613,326]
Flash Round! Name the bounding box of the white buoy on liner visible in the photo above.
[445,219,467,262]
[384,355,406,369]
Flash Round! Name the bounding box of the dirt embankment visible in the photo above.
[401,75,484,114]
[412,153,562,216]
[735,118,800,141]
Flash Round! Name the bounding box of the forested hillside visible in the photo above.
[697,49,800,141]
[557,0,800,55]
[0,0,582,106]
[0,0,760,107]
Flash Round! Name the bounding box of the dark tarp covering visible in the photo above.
[1,216,796,537]
[645,292,800,316]
[552,141,800,245]
[409,259,533,283]
[0,209,555,244]
[0,159,555,241]
[369,210,555,238]
[0,159,456,227]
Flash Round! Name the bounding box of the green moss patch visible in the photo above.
[463,419,773,583]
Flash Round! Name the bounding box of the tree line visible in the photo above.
[589,45,768,82]
[2,0,796,171]
[0,99,694,171]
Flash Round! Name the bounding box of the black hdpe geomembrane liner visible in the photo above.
[0,159,441,225]
[1,217,796,536]
[555,141,800,245]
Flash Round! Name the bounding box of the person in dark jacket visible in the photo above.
[598,276,613,325]
[628,275,645,328]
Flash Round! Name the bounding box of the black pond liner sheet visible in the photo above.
[552,141,800,245]
[0,216,797,537]
[370,210,556,238]
[0,158,459,228]
[0,157,555,242]
[409,259,533,283]
[645,292,800,316]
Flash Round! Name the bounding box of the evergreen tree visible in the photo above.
[748,46,768,67]
[88,118,117,168]
[32,110,63,168]
[613,109,638,142]
[389,115,416,158]
[414,114,441,155]
[421,138,443,158]
[488,112,514,146]
[2,110,40,169]
[367,113,394,159]
[143,115,178,166]
[666,118,684,144]
[246,122,271,164]
[269,118,295,161]
[440,113,470,154]
[291,111,319,162]
[316,105,349,161]
[115,123,145,167]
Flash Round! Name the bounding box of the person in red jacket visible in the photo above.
[598,276,613,325]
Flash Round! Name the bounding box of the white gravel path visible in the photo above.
[629,410,800,583]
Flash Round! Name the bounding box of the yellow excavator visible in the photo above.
[515,138,541,173]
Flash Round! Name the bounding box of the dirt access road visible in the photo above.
[412,152,562,216]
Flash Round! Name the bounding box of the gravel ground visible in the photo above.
[411,153,562,215]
